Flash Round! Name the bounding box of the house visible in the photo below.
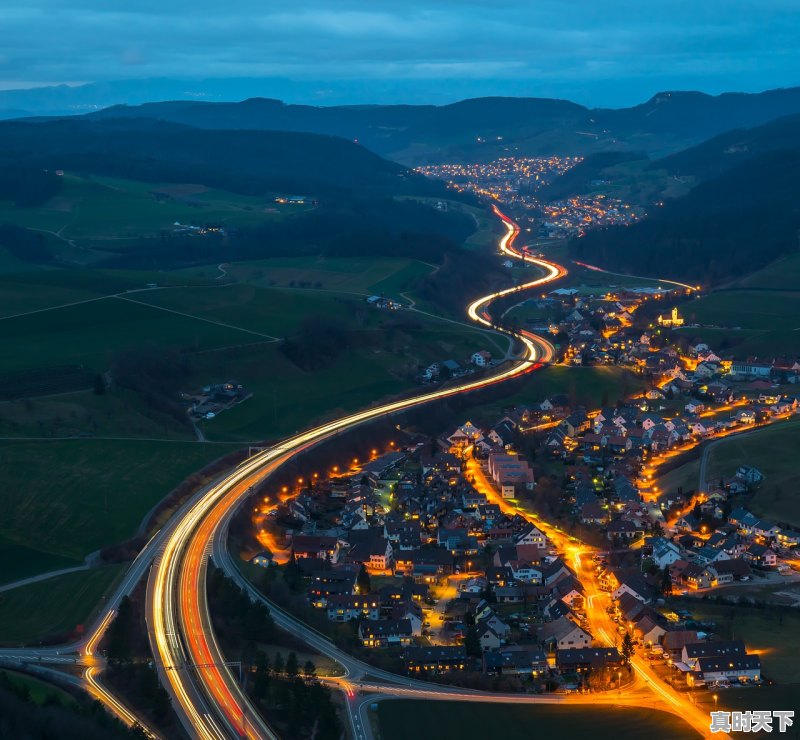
[580,501,610,526]
[476,621,503,650]
[651,538,682,569]
[730,360,772,378]
[538,616,591,650]
[695,545,730,565]
[675,514,701,533]
[662,630,700,658]
[359,619,413,648]
[471,350,493,367]
[681,640,746,670]
[556,648,623,674]
[744,544,777,568]
[612,572,655,604]
[509,560,543,583]
[248,551,274,568]
[685,401,705,415]
[347,537,394,572]
[607,519,644,541]
[484,646,548,678]
[327,594,381,622]
[736,465,764,485]
[488,452,535,492]
[514,523,547,548]
[405,646,467,674]
[391,601,424,635]
[696,655,761,686]
[634,610,669,646]
[291,535,343,562]
[707,559,750,584]
[777,530,800,548]
[683,563,714,590]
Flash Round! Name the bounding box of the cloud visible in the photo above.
[0,0,797,105]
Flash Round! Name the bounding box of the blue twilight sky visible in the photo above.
[1,0,799,106]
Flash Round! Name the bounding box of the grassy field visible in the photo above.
[0,668,76,705]
[735,252,800,292]
[568,266,677,294]
[376,700,699,740]
[183,256,434,299]
[0,439,237,563]
[656,456,703,498]
[0,173,300,248]
[196,319,499,442]
[695,684,800,729]
[0,294,269,374]
[134,284,358,337]
[0,387,194,440]
[676,289,800,357]
[687,603,800,684]
[705,422,800,526]
[0,564,125,645]
[464,366,645,423]
[0,541,80,587]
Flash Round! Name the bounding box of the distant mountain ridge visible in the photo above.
[0,117,448,199]
[570,111,800,286]
[6,84,800,164]
[84,88,800,163]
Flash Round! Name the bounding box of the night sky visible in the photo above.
[2,1,799,106]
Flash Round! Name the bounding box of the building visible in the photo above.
[556,648,623,674]
[291,535,343,562]
[471,350,493,367]
[538,616,592,650]
[484,646,548,678]
[681,640,746,670]
[693,655,761,687]
[405,646,468,674]
[488,452,535,493]
[327,594,381,622]
[358,619,413,648]
[657,307,684,328]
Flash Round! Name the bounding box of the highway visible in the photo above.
[0,205,721,738]
[143,205,565,740]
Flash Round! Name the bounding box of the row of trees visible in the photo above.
[0,671,143,740]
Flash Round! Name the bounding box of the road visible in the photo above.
[0,206,720,738]
[465,456,723,739]
[143,206,565,740]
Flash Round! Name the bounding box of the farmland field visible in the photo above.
[0,565,126,645]
[705,421,800,526]
[676,289,800,357]
[687,602,800,684]
[376,700,699,740]
[184,256,434,298]
[463,365,645,423]
[0,173,300,246]
[0,439,238,562]
[0,293,268,374]
[735,252,800,292]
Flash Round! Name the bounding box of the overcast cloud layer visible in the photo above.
[1,0,798,105]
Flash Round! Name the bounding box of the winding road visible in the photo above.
[0,206,722,739]
[143,207,563,740]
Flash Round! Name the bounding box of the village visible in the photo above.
[246,308,800,696]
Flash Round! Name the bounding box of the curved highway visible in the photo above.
[145,206,565,739]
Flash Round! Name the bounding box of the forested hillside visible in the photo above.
[570,148,800,284]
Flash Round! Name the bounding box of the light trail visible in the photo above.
[572,259,698,292]
[147,205,565,739]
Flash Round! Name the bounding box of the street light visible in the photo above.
[713,694,718,712]
[617,670,621,694]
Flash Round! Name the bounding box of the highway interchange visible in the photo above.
[0,207,723,739]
